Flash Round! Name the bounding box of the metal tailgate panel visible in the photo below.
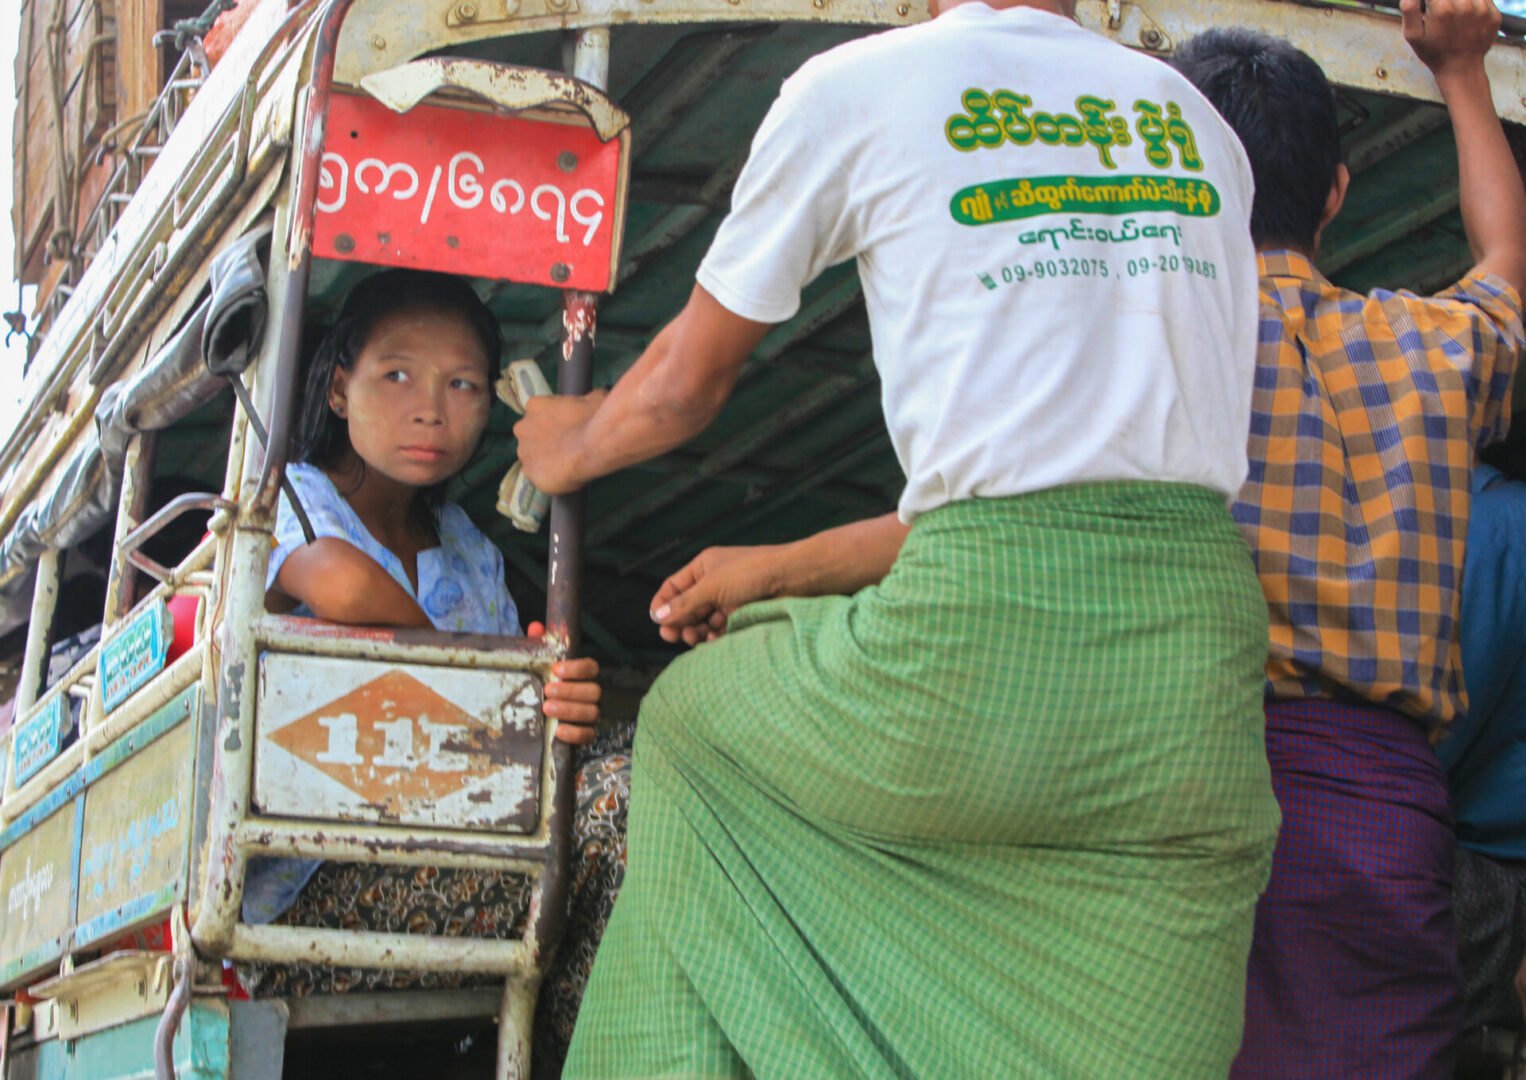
[75,722,195,949]
[0,801,76,988]
[254,653,543,833]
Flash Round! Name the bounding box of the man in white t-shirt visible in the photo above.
[519,2,1259,513]
[517,3,1279,1077]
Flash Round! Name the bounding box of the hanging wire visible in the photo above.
[4,286,30,350]
[153,0,239,52]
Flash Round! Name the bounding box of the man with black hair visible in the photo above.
[1174,2,1526,1077]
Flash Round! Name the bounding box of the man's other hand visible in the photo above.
[650,546,787,646]
[1402,0,1503,79]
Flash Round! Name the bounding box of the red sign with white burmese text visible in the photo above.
[313,92,626,291]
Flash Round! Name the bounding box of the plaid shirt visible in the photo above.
[1232,251,1523,730]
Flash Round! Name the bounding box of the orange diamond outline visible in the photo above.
[269,668,499,814]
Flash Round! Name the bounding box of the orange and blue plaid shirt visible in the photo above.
[1232,251,1522,730]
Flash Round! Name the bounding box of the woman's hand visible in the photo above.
[513,391,607,496]
[527,621,603,745]
[547,657,602,745]
[650,545,788,646]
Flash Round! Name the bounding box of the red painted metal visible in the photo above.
[313,93,623,292]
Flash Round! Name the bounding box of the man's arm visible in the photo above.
[269,538,434,628]
[1404,0,1526,294]
[763,512,911,598]
[513,287,772,496]
[650,513,911,646]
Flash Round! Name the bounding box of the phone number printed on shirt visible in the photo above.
[978,257,1112,290]
[977,252,1219,291]
[1126,254,1218,280]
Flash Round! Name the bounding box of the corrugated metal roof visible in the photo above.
[257,20,1524,664]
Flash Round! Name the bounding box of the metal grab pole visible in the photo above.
[536,16,607,956]
[546,286,598,655]
[502,25,610,1080]
[14,548,61,721]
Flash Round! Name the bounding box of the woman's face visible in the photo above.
[329,307,493,489]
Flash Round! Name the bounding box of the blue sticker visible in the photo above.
[99,599,173,712]
[13,696,66,786]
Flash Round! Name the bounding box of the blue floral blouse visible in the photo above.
[267,463,521,635]
[246,462,522,925]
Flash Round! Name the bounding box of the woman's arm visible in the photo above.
[513,287,772,495]
[272,544,606,741]
[650,513,911,645]
[268,538,434,628]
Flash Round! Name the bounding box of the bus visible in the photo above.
[3,0,1524,1075]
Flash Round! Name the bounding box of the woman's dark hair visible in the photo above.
[293,269,501,523]
[1172,28,1343,252]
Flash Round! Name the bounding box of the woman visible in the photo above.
[240,269,627,1074]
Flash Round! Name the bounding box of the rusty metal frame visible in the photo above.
[333,0,922,86]
[117,494,239,585]
[184,35,592,1080]
[0,527,219,823]
[258,0,359,515]
[359,59,630,141]
[0,4,607,1029]
[191,610,572,965]
[12,550,61,725]
[1074,0,1526,124]
[162,21,607,1080]
[102,432,159,626]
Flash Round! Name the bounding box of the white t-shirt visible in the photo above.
[697,2,1258,521]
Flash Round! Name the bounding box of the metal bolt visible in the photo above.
[550,263,572,283]
[558,151,579,173]
[812,0,825,8]
[456,0,477,19]
[1375,65,1388,79]
[896,2,909,13]
[1140,27,1163,48]
[333,233,356,255]
[369,33,386,49]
